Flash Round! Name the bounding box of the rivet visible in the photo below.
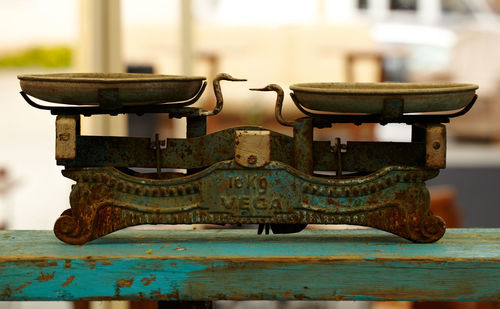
[318,187,326,196]
[135,186,142,195]
[377,181,385,190]
[361,185,368,194]
[247,155,257,165]
[152,188,160,196]
[352,186,359,196]
[433,141,440,150]
[177,186,185,195]
[101,174,110,183]
[335,188,343,197]
[169,187,177,196]
[91,174,101,183]
[328,187,335,197]
[160,187,167,196]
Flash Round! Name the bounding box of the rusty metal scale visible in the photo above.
[18,73,478,245]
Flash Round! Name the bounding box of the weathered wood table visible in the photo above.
[0,228,499,302]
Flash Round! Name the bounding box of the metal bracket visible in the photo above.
[235,130,271,168]
[19,81,207,117]
[381,98,404,124]
[290,93,478,126]
[55,115,79,160]
[98,88,121,109]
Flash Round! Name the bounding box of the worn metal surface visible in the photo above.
[293,118,313,174]
[18,73,206,106]
[425,123,447,168]
[290,82,478,113]
[0,229,499,301]
[54,161,443,244]
[290,93,478,125]
[57,130,427,173]
[22,74,472,246]
[234,130,270,168]
[251,84,293,127]
[20,86,207,116]
[55,115,79,160]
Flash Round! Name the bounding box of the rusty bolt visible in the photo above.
[247,155,258,165]
[433,141,441,150]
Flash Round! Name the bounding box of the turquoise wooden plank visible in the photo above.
[0,228,499,301]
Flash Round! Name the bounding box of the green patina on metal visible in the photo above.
[18,72,478,245]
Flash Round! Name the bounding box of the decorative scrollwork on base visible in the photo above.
[55,164,446,245]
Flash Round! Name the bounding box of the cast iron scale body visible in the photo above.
[19,73,478,245]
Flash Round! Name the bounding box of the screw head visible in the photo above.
[433,141,441,150]
[247,155,258,165]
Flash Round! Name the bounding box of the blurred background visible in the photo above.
[1,0,500,308]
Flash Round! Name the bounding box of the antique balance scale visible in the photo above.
[18,73,478,245]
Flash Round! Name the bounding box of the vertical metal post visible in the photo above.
[411,124,426,143]
[186,116,207,175]
[186,116,207,138]
[293,117,313,174]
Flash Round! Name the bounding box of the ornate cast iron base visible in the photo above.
[54,161,445,245]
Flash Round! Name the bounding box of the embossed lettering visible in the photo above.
[247,175,256,189]
[271,199,281,210]
[254,198,268,209]
[221,196,236,209]
[258,177,268,194]
[228,175,268,194]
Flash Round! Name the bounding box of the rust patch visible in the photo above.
[62,275,75,287]
[1,287,12,298]
[117,278,134,288]
[15,281,32,293]
[161,242,171,248]
[150,288,168,299]
[64,259,72,269]
[141,276,156,286]
[115,278,134,297]
[36,261,58,268]
[283,290,292,298]
[35,271,55,282]
[86,259,96,270]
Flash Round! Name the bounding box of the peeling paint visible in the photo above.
[61,276,75,287]
[141,276,156,286]
[35,272,55,282]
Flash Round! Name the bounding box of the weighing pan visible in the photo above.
[290,82,478,114]
[18,73,206,106]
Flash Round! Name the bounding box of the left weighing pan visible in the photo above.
[18,73,206,106]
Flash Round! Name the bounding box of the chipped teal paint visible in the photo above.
[0,229,499,301]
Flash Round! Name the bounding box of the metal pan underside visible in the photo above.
[290,82,478,114]
[18,73,206,106]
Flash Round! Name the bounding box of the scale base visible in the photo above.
[54,162,445,245]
